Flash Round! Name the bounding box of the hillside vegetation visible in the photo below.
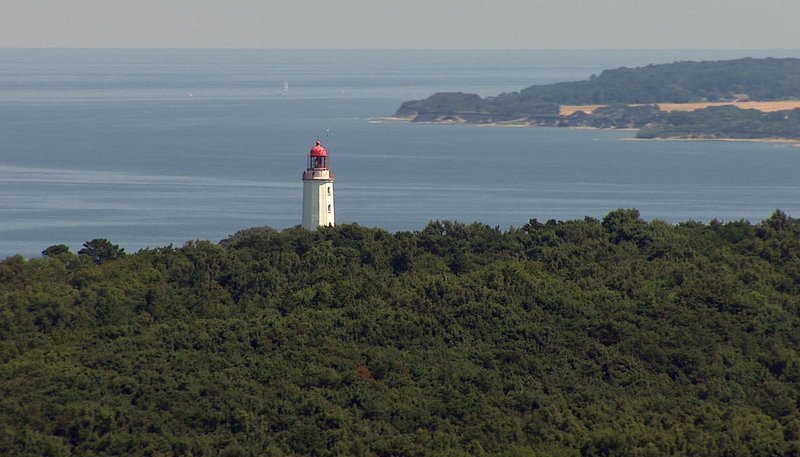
[637,106,800,140]
[2,210,800,456]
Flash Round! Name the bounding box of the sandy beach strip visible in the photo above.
[560,100,800,116]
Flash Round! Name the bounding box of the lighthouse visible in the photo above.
[301,140,335,229]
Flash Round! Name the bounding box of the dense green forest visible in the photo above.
[396,58,800,120]
[2,210,800,456]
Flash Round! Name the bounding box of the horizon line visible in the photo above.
[2,46,800,52]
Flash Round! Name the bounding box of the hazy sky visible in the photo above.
[1,0,799,49]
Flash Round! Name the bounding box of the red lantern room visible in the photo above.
[309,140,328,170]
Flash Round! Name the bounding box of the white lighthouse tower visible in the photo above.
[301,140,335,230]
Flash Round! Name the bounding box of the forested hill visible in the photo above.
[395,57,800,119]
[2,210,800,455]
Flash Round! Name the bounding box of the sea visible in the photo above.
[2,49,800,258]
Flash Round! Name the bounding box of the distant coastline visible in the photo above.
[378,112,800,145]
[393,104,800,142]
[624,136,800,146]
[394,57,800,142]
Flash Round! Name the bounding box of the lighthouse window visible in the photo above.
[327,187,331,196]
[327,204,332,213]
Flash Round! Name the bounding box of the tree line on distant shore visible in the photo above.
[2,210,800,456]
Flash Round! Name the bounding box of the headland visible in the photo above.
[395,57,800,141]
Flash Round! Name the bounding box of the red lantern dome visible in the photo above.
[310,140,327,157]
[305,140,331,174]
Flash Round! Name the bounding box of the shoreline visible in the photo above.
[372,116,800,145]
[373,116,415,122]
[625,136,800,146]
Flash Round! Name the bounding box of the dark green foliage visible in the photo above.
[395,92,484,117]
[2,214,800,456]
[42,244,71,258]
[78,238,126,265]
[516,57,800,104]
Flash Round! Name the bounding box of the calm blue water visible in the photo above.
[2,49,800,257]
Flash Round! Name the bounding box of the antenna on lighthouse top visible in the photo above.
[322,128,333,159]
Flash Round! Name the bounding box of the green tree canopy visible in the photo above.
[77,238,125,264]
[1,212,800,456]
